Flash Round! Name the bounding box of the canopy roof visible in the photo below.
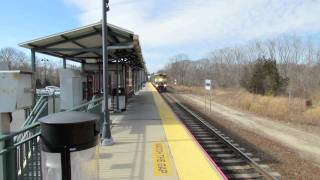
[19,22,145,68]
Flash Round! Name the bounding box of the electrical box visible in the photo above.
[59,69,84,110]
[0,71,33,112]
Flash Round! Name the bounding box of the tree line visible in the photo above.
[0,47,60,88]
[163,35,320,99]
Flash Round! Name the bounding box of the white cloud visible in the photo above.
[63,0,320,72]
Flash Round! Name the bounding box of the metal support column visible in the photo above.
[132,68,135,94]
[31,49,36,106]
[124,65,128,109]
[81,62,84,72]
[116,58,120,112]
[139,70,141,90]
[98,60,101,91]
[101,0,113,145]
[63,57,66,69]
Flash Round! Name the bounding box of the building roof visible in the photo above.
[19,22,145,68]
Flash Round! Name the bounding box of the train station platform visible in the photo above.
[99,83,226,180]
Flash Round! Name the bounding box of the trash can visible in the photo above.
[39,111,100,180]
[112,88,126,111]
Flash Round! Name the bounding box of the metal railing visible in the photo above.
[0,123,41,180]
[0,95,103,180]
[22,96,48,128]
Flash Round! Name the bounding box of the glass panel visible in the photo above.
[71,146,99,180]
[41,151,62,180]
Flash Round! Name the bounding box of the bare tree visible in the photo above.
[162,35,320,99]
[0,47,60,87]
[0,47,28,69]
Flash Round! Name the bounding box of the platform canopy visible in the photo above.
[19,22,145,68]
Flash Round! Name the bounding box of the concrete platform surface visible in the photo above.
[99,83,225,180]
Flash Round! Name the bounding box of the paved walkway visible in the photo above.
[99,83,225,180]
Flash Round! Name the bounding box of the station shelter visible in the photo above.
[19,22,147,111]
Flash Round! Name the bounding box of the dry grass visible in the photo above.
[303,107,320,125]
[173,85,320,127]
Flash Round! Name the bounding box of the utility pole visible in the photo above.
[101,0,113,145]
[41,58,49,86]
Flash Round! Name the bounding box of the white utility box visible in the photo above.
[0,71,33,112]
[59,69,84,110]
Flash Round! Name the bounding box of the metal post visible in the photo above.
[136,69,138,91]
[81,62,84,72]
[132,68,135,94]
[98,60,101,91]
[41,58,49,85]
[101,0,113,145]
[204,95,207,112]
[31,49,36,106]
[138,70,141,90]
[31,49,36,72]
[116,58,120,112]
[24,109,29,120]
[53,90,56,113]
[124,65,128,109]
[209,93,211,112]
[63,57,66,69]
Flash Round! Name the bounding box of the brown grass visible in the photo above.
[173,85,320,127]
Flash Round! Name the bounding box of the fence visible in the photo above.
[0,95,103,180]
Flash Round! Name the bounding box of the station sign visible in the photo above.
[205,79,211,91]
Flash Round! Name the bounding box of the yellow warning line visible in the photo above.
[152,142,173,176]
[149,83,224,180]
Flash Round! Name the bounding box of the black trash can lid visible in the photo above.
[39,111,98,124]
[39,111,99,152]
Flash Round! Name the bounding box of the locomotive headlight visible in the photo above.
[164,84,167,87]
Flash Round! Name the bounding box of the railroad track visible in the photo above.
[161,93,280,180]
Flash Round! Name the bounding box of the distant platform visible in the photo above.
[99,83,225,180]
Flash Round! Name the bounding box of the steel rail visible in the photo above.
[163,93,278,180]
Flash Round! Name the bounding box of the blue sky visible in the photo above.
[0,0,80,66]
[0,1,77,47]
[1,0,320,72]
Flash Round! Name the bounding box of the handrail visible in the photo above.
[29,102,48,125]
[10,96,102,143]
[22,93,60,127]
[0,132,40,155]
[67,97,103,112]
[87,95,99,110]
[0,123,40,142]
[89,102,102,110]
[0,95,103,180]
[22,96,46,127]
[0,123,40,141]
